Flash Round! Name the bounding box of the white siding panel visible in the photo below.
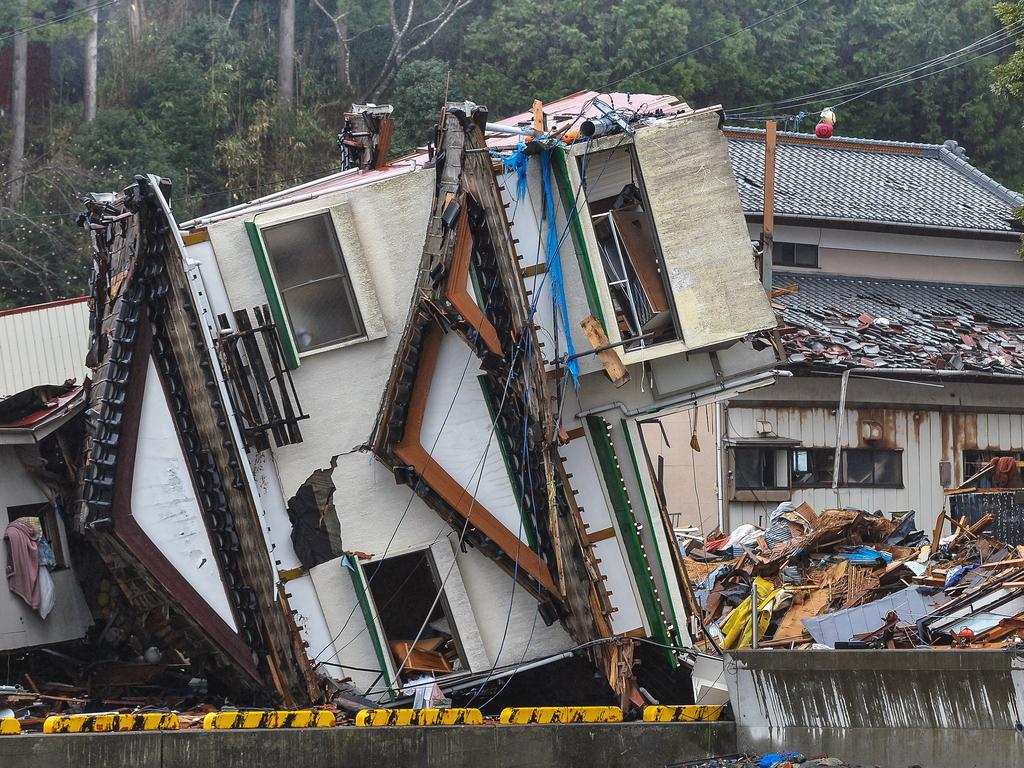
[0,299,89,396]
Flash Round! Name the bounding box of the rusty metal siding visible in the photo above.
[726,404,1024,535]
[0,298,89,397]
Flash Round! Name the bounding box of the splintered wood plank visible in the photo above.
[773,587,831,640]
[580,315,630,387]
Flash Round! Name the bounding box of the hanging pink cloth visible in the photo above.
[5,520,40,611]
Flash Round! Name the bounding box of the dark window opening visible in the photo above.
[843,448,902,487]
[6,501,67,568]
[734,447,789,491]
[963,450,1024,483]
[791,448,835,487]
[581,146,680,348]
[364,550,467,676]
[772,242,818,268]
[260,212,365,353]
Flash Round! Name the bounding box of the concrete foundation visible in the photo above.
[727,649,1024,767]
[0,722,735,768]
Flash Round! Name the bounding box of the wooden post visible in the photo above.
[761,120,777,291]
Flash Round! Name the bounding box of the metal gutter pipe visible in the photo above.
[576,367,789,420]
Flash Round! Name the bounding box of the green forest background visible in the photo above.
[2,0,1024,307]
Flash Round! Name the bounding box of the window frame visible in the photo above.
[790,447,837,489]
[245,203,386,369]
[6,501,68,568]
[841,448,904,488]
[729,444,793,502]
[354,541,490,689]
[772,241,819,268]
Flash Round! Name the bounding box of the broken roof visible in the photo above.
[0,384,84,442]
[775,270,1024,375]
[726,128,1024,236]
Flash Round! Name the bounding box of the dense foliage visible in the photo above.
[1,0,1022,306]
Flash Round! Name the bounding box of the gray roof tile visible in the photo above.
[728,129,1024,233]
[775,271,1024,375]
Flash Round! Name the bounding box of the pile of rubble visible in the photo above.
[676,754,859,768]
[684,500,1024,650]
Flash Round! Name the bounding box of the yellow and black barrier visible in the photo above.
[43,712,180,733]
[202,710,336,730]
[355,708,483,726]
[641,704,725,722]
[499,706,623,724]
[1,718,21,735]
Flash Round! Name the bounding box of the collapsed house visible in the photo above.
[648,128,1024,540]
[61,91,779,707]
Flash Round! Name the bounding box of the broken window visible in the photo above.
[772,242,818,268]
[733,447,789,491]
[260,212,365,353]
[581,145,680,348]
[791,448,835,487]
[7,501,67,568]
[842,448,902,487]
[363,549,467,677]
[963,450,1024,482]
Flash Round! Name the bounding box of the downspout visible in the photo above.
[715,401,726,532]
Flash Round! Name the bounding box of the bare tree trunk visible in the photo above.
[84,0,99,123]
[7,0,28,207]
[277,0,295,104]
[128,0,145,45]
[335,19,350,90]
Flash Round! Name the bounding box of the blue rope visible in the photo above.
[540,148,580,385]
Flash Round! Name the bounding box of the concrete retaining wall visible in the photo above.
[727,649,1024,767]
[0,722,736,768]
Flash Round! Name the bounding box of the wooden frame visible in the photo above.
[393,324,558,596]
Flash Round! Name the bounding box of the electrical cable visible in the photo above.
[0,0,121,43]
[727,19,1024,117]
[595,0,814,93]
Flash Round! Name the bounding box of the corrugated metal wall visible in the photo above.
[726,403,1024,535]
[0,299,89,396]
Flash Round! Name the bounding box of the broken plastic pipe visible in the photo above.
[485,122,537,137]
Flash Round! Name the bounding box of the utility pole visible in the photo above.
[761,119,777,292]
[7,0,28,207]
[84,0,100,123]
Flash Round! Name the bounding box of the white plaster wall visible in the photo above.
[0,446,92,651]
[207,168,573,692]
[753,223,1024,284]
[132,357,237,630]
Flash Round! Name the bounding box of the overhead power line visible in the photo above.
[597,0,814,92]
[728,18,1024,116]
[0,0,122,43]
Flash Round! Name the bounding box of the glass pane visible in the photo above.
[281,276,364,352]
[262,213,344,290]
[772,242,795,266]
[844,450,874,485]
[874,451,902,485]
[794,244,818,267]
[735,448,765,489]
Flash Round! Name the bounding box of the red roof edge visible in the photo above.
[0,296,88,319]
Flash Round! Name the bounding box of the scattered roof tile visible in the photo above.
[775,271,1024,375]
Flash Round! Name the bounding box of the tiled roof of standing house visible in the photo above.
[726,128,1024,235]
[774,271,1024,375]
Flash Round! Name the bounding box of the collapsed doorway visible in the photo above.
[364,549,468,677]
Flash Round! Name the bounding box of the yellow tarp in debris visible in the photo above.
[720,576,780,649]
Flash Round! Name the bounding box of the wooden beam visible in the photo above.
[580,315,629,387]
[761,119,777,290]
